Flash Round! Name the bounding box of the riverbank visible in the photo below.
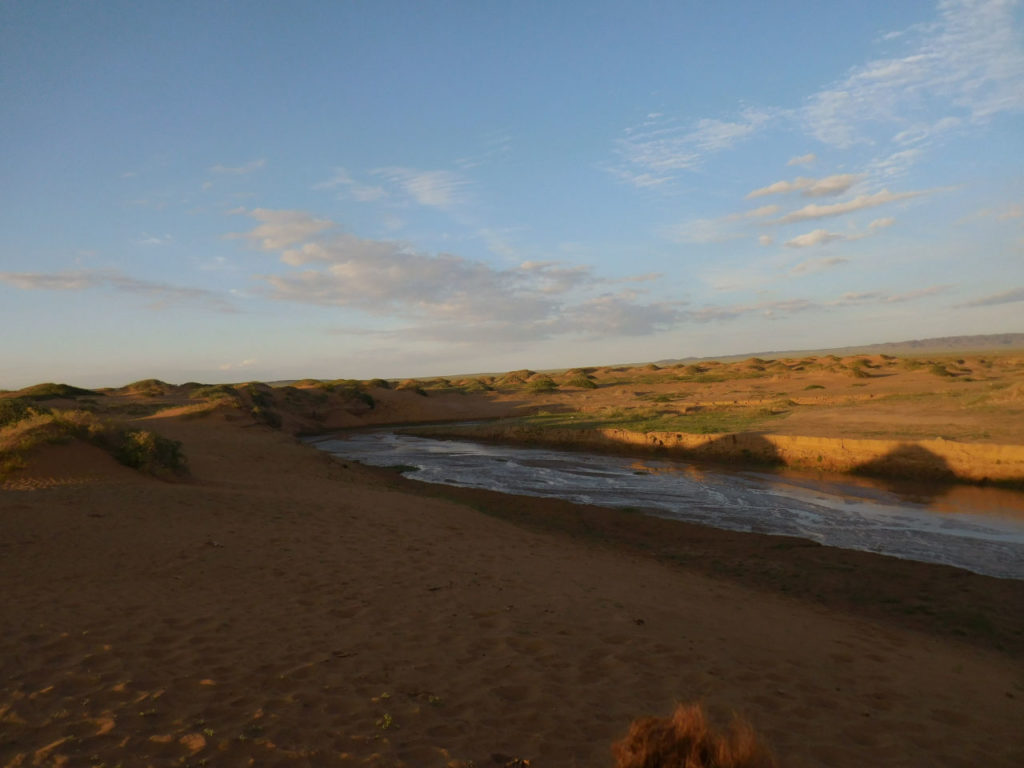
[403,421,1024,487]
[3,409,1024,766]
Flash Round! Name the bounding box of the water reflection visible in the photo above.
[309,430,1024,580]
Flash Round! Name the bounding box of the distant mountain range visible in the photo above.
[656,333,1024,366]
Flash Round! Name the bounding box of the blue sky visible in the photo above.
[1,0,1022,388]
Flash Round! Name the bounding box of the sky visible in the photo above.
[1,0,1022,389]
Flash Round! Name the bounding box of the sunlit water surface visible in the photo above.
[308,431,1024,580]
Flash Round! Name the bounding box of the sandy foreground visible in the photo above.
[2,411,1024,767]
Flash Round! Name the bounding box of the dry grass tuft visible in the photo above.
[612,703,776,768]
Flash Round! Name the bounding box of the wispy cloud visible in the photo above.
[228,208,334,250]
[210,158,266,175]
[801,0,1024,147]
[747,174,863,199]
[689,284,948,322]
[788,256,849,275]
[614,107,776,187]
[372,167,469,209]
[831,285,949,306]
[787,153,817,166]
[777,188,924,224]
[313,167,387,202]
[616,1,1023,188]
[456,132,512,169]
[958,286,1024,307]
[0,270,236,312]
[135,233,173,246]
[784,229,851,248]
[665,204,781,244]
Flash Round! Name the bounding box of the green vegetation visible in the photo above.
[567,375,598,389]
[0,397,46,428]
[189,384,240,401]
[0,410,187,480]
[396,379,428,396]
[123,378,171,397]
[514,403,787,434]
[803,384,825,390]
[17,382,100,400]
[929,363,955,377]
[526,376,558,393]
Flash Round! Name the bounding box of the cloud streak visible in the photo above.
[958,287,1024,307]
[211,158,266,175]
[777,189,923,224]
[748,174,863,199]
[372,167,469,208]
[0,270,236,312]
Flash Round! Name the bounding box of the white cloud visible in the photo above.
[777,188,924,224]
[784,229,850,248]
[747,174,863,199]
[758,235,774,246]
[372,167,468,208]
[246,213,685,342]
[746,204,781,217]
[229,208,334,250]
[211,158,266,175]
[787,153,817,166]
[784,215,896,248]
[802,0,1024,147]
[615,107,776,186]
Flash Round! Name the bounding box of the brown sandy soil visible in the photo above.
[2,405,1024,767]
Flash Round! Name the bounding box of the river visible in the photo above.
[308,429,1024,580]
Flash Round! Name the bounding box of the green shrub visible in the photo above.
[18,382,100,400]
[568,375,598,389]
[527,377,558,393]
[929,364,954,377]
[0,398,47,428]
[114,429,187,474]
[190,384,239,401]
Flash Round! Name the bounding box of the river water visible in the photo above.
[308,430,1024,580]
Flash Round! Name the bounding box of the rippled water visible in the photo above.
[309,430,1024,580]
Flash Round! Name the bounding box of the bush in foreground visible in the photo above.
[0,410,187,480]
[612,703,776,768]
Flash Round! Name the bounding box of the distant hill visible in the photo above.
[656,333,1024,366]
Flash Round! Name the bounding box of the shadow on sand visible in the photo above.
[696,432,785,467]
[853,443,958,502]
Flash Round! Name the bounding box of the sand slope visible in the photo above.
[1,413,1023,766]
